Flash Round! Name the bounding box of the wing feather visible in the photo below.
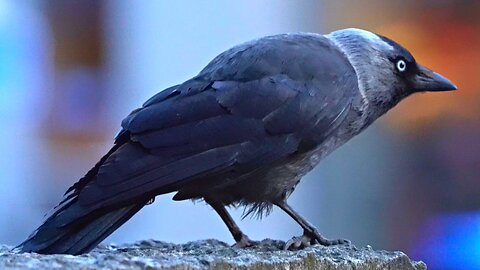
[57,34,357,222]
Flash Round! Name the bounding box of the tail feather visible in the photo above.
[63,205,142,255]
[17,135,146,255]
[18,202,146,255]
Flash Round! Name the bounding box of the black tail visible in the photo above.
[18,135,150,255]
[18,200,146,255]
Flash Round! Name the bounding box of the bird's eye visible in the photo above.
[396,59,407,72]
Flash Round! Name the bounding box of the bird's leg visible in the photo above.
[206,200,257,248]
[274,200,350,250]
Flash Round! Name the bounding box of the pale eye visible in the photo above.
[396,59,407,72]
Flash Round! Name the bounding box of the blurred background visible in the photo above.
[0,0,478,269]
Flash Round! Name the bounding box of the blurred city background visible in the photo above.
[0,1,478,269]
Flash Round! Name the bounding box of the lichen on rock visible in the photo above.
[0,239,426,269]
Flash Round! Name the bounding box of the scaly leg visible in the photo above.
[207,200,257,248]
[274,200,350,250]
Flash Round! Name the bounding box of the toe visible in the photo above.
[336,238,351,245]
[316,237,351,246]
[284,235,312,251]
[233,235,258,248]
[284,236,301,250]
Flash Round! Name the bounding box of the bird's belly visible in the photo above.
[220,136,346,204]
[177,129,352,205]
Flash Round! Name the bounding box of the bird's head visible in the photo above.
[327,28,456,116]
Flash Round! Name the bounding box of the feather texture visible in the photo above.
[19,32,357,254]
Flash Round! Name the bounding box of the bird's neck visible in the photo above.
[326,34,408,133]
[349,79,408,135]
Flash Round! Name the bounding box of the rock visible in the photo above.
[0,239,426,269]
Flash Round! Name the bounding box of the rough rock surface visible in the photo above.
[0,239,426,269]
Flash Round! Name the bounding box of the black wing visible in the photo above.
[56,34,357,223]
[19,34,359,254]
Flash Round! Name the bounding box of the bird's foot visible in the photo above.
[232,234,259,248]
[284,234,315,250]
[284,230,350,250]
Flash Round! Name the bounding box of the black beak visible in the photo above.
[412,64,457,92]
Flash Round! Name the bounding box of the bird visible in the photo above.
[18,28,457,255]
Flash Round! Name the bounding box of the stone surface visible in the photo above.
[0,239,426,269]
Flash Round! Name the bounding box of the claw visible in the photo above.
[284,234,315,250]
[285,230,351,250]
[232,235,259,248]
[309,229,350,246]
[317,237,350,246]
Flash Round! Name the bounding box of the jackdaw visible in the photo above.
[18,28,457,255]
